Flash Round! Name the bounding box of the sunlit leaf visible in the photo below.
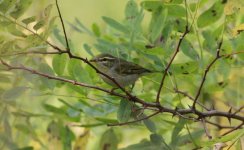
[170,61,198,75]
[73,130,90,150]
[197,1,224,28]
[224,0,244,15]
[232,24,244,36]
[52,54,67,75]
[92,23,101,37]
[43,104,66,115]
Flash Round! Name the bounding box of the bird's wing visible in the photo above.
[114,59,151,75]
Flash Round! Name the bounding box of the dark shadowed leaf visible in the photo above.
[22,16,36,25]
[117,99,132,122]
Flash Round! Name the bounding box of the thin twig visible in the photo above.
[174,89,210,111]
[221,122,244,136]
[201,119,212,139]
[156,27,189,104]
[192,41,222,109]
[108,111,160,126]
[205,120,240,129]
[55,0,70,52]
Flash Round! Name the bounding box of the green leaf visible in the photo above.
[150,134,163,145]
[170,118,186,146]
[61,126,74,150]
[74,18,93,35]
[92,23,101,37]
[117,99,132,123]
[143,118,157,133]
[149,7,168,42]
[83,43,94,57]
[43,104,66,115]
[125,0,139,19]
[22,16,36,25]
[39,63,56,90]
[53,28,66,46]
[100,128,119,150]
[33,20,46,31]
[72,61,92,84]
[102,16,129,33]
[43,4,53,18]
[181,39,199,60]
[170,61,198,75]
[141,1,162,12]
[10,0,33,19]
[197,1,224,28]
[95,117,118,124]
[52,54,67,75]
[167,4,186,18]
[15,124,31,134]
[0,0,17,14]
[6,24,26,37]
[2,87,28,101]
[17,146,34,150]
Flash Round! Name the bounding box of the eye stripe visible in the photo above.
[99,57,115,61]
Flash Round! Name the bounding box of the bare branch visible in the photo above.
[221,122,244,136]
[55,0,70,52]
[156,27,189,104]
[108,111,160,126]
[201,119,212,139]
[192,41,222,109]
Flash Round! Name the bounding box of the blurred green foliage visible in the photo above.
[0,0,244,149]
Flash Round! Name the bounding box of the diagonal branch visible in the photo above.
[192,41,222,109]
[156,27,189,104]
[55,0,70,52]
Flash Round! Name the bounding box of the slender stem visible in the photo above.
[55,0,70,52]
[156,27,189,104]
[108,111,160,126]
[192,41,222,109]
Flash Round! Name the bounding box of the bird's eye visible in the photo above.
[100,58,107,62]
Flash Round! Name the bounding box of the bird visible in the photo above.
[90,53,152,87]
